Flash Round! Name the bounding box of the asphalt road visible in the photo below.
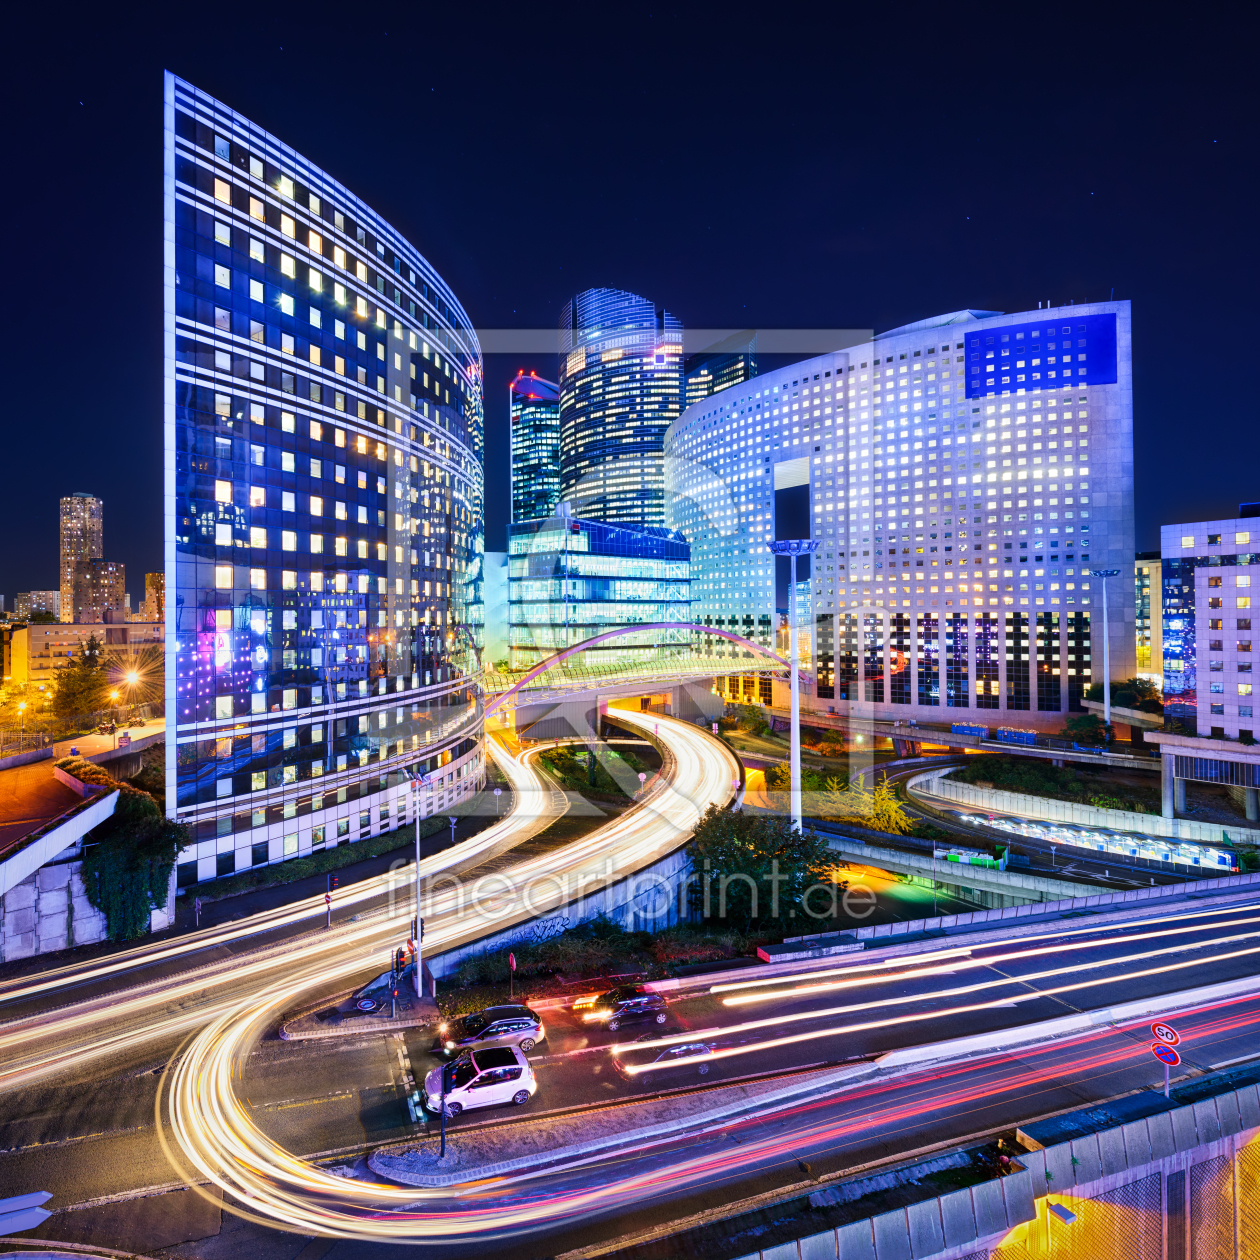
[4,889,1258,1233]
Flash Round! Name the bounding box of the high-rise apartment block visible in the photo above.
[60,493,103,623]
[141,572,166,623]
[71,558,126,623]
[685,330,757,408]
[665,302,1134,730]
[1161,511,1258,739]
[14,591,61,620]
[558,288,683,529]
[165,74,485,885]
[509,371,561,523]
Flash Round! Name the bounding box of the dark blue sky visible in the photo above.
[2,3,1255,601]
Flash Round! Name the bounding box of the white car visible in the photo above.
[422,1045,537,1116]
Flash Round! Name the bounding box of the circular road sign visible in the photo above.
[1151,1022,1180,1046]
[1152,1042,1181,1067]
[356,998,377,1012]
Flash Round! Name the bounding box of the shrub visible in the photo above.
[819,776,913,835]
[55,756,118,789]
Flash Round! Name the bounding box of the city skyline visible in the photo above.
[2,12,1253,597]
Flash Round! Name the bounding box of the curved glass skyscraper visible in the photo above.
[164,74,484,884]
[509,371,561,523]
[558,288,683,529]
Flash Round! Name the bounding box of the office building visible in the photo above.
[71,558,126,623]
[665,302,1134,730]
[60,494,103,623]
[1161,511,1258,738]
[685,330,757,408]
[1136,550,1162,679]
[509,371,561,523]
[14,591,61,620]
[140,572,166,623]
[164,74,485,885]
[558,288,683,529]
[507,510,690,671]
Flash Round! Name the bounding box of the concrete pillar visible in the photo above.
[1174,776,1187,813]
[1247,787,1259,823]
[1162,753,1175,820]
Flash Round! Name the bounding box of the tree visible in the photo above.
[28,609,58,624]
[51,635,108,727]
[1062,712,1111,745]
[1084,676,1163,714]
[820,776,913,834]
[686,805,834,932]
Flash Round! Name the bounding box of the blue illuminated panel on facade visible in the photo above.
[965,312,1117,399]
[164,74,485,884]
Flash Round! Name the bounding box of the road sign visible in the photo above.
[1152,1042,1181,1067]
[712,722,719,734]
[324,893,331,905]
[509,952,516,972]
[356,998,376,1011]
[1151,1022,1180,1046]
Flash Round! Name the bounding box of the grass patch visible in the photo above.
[949,755,1159,814]
[194,816,449,902]
[537,744,648,799]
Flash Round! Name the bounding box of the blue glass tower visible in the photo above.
[509,371,561,523]
[558,288,683,529]
[164,74,485,884]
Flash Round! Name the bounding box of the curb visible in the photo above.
[876,971,1260,1068]
[368,1060,878,1187]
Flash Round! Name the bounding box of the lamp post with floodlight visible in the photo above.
[768,538,819,832]
[1087,568,1121,737]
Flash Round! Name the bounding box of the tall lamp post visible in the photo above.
[1087,568,1121,737]
[403,768,430,998]
[768,538,819,832]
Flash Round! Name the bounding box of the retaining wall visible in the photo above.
[0,860,108,960]
[912,766,1260,846]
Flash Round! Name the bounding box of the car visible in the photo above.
[421,1046,536,1117]
[437,1004,546,1056]
[614,1038,717,1080]
[576,984,668,1031]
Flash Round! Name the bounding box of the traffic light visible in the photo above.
[395,946,407,973]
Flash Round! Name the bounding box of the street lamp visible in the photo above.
[768,538,820,832]
[1087,569,1121,735]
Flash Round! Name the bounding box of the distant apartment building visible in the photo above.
[59,493,103,623]
[71,558,127,623]
[1162,508,1259,739]
[140,572,166,623]
[14,591,62,620]
[9,620,163,690]
[684,330,757,408]
[1136,550,1162,678]
[509,372,561,523]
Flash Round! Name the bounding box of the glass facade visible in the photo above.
[507,514,690,670]
[509,372,561,524]
[164,74,484,884]
[684,331,757,408]
[558,288,683,528]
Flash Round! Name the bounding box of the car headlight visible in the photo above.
[438,1023,448,1033]
[444,1040,456,1049]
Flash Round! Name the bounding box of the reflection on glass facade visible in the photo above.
[684,331,757,408]
[509,372,561,524]
[507,514,690,670]
[164,75,484,884]
[558,288,683,529]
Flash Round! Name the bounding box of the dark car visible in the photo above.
[437,1004,546,1056]
[577,984,667,1031]
[614,1039,717,1079]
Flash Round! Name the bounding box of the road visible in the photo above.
[126,887,1260,1246]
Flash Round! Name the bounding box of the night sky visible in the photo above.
[2,5,1255,604]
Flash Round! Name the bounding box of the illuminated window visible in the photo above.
[214,565,233,589]
[214,480,232,502]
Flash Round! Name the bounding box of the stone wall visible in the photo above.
[0,861,108,961]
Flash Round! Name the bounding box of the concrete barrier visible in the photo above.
[912,765,1260,847]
